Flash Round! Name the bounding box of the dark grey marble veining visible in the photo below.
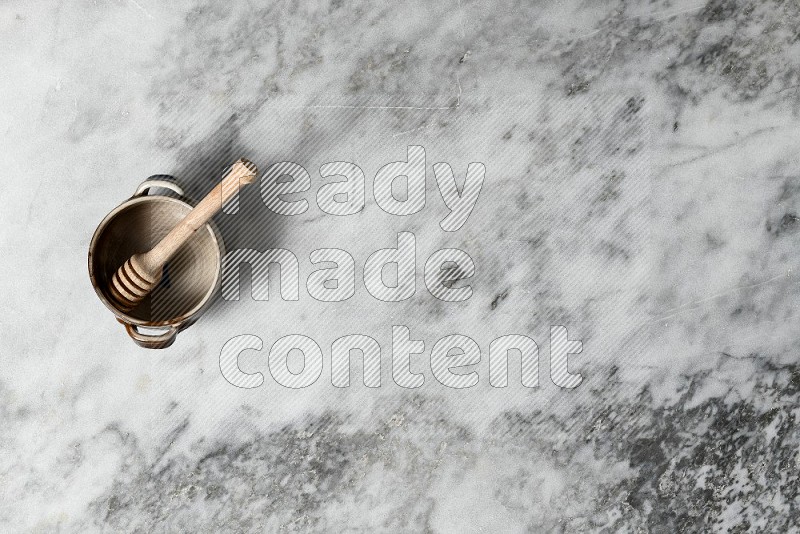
[1,0,799,531]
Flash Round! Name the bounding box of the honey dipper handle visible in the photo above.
[142,159,258,273]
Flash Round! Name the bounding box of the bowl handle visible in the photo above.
[124,323,179,349]
[135,177,185,198]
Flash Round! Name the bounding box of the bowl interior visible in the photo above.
[90,197,221,324]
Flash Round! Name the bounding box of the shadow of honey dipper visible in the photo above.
[108,158,258,312]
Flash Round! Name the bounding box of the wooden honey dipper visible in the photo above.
[108,158,258,312]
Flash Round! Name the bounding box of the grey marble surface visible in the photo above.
[2,0,800,531]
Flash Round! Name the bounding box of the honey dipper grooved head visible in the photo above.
[108,255,159,312]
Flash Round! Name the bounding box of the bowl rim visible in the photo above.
[88,194,224,327]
